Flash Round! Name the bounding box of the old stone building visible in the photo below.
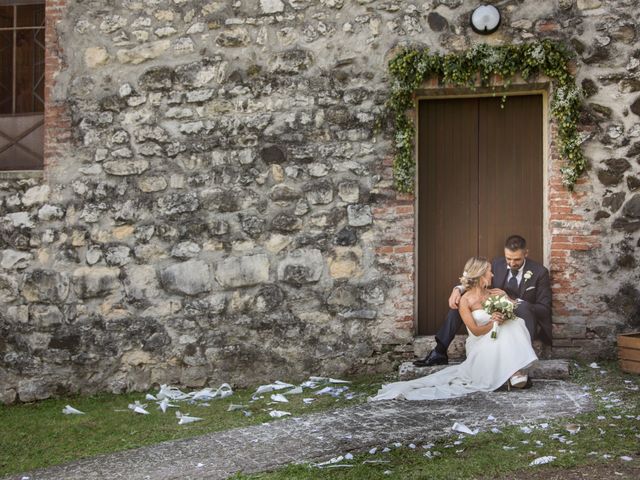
[0,0,638,404]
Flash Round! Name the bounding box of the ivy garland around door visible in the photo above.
[387,40,584,193]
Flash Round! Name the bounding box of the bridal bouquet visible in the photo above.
[483,295,515,339]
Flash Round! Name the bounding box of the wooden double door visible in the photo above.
[417,94,543,335]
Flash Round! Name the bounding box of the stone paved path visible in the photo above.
[11,380,593,480]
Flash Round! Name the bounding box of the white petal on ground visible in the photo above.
[314,455,344,467]
[328,378,352,384]
[128,401,150,415]
[62,405,85,415]
[284,386,303,395]
[255,381,294,395]
[145,394,157,401]
[269,410,291,418]
[529,456,556,466]
[620,456,633,461]
[175,411,203,424]
[369,447,377,454]
[189,383,233,401]
[589,362,600,369]
[452,422,479,435]
[227,404,247,411]
[302,398,316,404]
[270,393,289,403]
[487,414,496,421]
[157,398,177,413]
[157,384,188,401]
[314,386,334,395]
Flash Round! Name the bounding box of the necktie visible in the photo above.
[507,268,519,297]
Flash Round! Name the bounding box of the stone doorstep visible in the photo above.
[412,335,550,359]
[398,359,571,381]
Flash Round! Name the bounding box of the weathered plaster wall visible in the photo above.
[1,0,639,404]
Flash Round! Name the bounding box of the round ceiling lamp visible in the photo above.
[470,5,501,35]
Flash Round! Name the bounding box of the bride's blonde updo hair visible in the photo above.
[459,257,490,290]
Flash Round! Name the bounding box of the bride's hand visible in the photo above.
[489,288,507,296]
[491,312,505,324]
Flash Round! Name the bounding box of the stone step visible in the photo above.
[398,358,571,381]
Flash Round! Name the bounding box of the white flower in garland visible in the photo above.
[529,43,545,63]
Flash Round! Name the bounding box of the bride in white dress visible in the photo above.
[372,257,538,401]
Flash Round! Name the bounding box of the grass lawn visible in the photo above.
[235,361,639,479]
[1,362,638,479]
[0,374,385,477]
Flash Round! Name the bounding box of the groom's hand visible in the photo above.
[448,288,462,309]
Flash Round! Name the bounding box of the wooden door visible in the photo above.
[417,95,543,335]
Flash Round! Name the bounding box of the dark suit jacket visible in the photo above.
[491,257,552,344]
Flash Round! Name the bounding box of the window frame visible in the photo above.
[0,0,45,172]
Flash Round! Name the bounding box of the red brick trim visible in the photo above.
[44,0,72,171]
[380,79,598,351]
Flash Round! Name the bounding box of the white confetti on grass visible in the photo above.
[314,455,344,467]
[530,455,556,466]
[62,405,85,415]
[269,410,291,418]
[284,386,303,395]
[452,422,479,435]
[270,393,289,403]
[128,401,150,415]
[176,411,203,425]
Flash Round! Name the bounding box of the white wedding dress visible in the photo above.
[371,310,538,401]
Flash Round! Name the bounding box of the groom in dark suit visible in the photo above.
[414,234,552,367]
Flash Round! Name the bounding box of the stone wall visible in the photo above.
[1,0,639,404]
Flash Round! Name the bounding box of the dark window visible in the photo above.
[0,1,45,170]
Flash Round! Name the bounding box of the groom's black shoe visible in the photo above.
[413,349,448,367]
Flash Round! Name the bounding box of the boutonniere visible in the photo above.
[523,270,533,282]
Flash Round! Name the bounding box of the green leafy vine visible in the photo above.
[386,40,585,193]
